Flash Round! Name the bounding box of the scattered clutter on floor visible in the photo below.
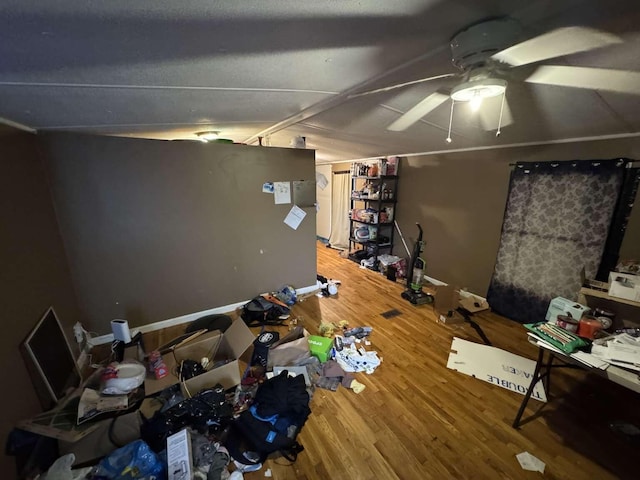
[20,278,386,480]
[316,274,341,297]
[318,320,349,337]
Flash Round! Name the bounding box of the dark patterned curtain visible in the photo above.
[487,160,626,324]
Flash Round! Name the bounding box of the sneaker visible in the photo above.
[233,460,262,473]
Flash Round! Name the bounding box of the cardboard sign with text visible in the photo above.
[447,337,547,402]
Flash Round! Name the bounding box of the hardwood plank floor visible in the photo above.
[144,242,640,480]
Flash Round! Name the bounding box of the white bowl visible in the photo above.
[102,362,146,395]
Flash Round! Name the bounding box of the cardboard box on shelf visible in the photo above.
[609,272,640,303]
[145,318,255,396]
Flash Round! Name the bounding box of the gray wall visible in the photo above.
[0,127,81,476]
[42,134,317,334]
[395,137,640,297]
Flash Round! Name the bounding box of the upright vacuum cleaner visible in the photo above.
[401,223,434,305]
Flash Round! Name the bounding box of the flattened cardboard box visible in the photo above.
[145,318,255,396]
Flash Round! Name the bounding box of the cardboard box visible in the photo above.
[458,296,489,314]
[433,284,457,314]
[308,335,333,362]
[609,272,640,303]
[145,318,255,396]
[437,310,466,325]
[545,297,590,323]
[430,284,465,324]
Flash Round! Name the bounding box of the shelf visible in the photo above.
[350,219,393,226]
[352,175,398,180]
[579,287,640,308]
[349,237,392,247]
[347,253,379,269]
[351,197,396,203]
[349,162,399,263]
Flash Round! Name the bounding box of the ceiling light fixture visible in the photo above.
[450,78,507,103]
[195,131,220,142]
[469,94,483,112]
[445,78,508,143]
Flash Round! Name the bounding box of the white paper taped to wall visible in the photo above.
[316,172,328,190]
[284,205,307,230]
[274,181,291,204]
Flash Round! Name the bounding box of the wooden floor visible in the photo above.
[144,242,640,480]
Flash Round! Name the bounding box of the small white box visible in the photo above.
[608,272,640,302]
[111,319,131,343]
[167,429,192,480]
[545,297,590,323]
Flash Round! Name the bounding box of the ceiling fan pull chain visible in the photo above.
[446,99,454,143]
[496,88,507,137]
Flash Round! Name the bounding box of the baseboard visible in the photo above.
[88,284,319,347]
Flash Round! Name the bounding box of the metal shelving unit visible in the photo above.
[348,159,399,269]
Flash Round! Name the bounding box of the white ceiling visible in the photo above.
[1,0,640,162]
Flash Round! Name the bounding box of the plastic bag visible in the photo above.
[92,440,164,479]
[41,454,74,480]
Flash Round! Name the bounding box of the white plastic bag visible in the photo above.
[41,454,74,480]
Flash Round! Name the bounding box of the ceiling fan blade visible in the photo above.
[492,27,622,67]
[478,96,513,132]
[525,65,640,94]
[387,92,449,131]
[349,74,456,99]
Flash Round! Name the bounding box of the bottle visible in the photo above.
[380,159,387,176]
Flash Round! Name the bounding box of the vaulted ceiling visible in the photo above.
[1,0,640,162]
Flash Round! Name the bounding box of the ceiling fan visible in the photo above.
[350,17,640,137]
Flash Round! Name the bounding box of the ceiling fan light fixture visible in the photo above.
[450,78,507,103]
[195,131,220,142]
[469,95,483,111]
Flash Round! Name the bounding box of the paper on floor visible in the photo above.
[516,451,545,473]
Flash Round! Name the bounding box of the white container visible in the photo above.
[608,272,640,302]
